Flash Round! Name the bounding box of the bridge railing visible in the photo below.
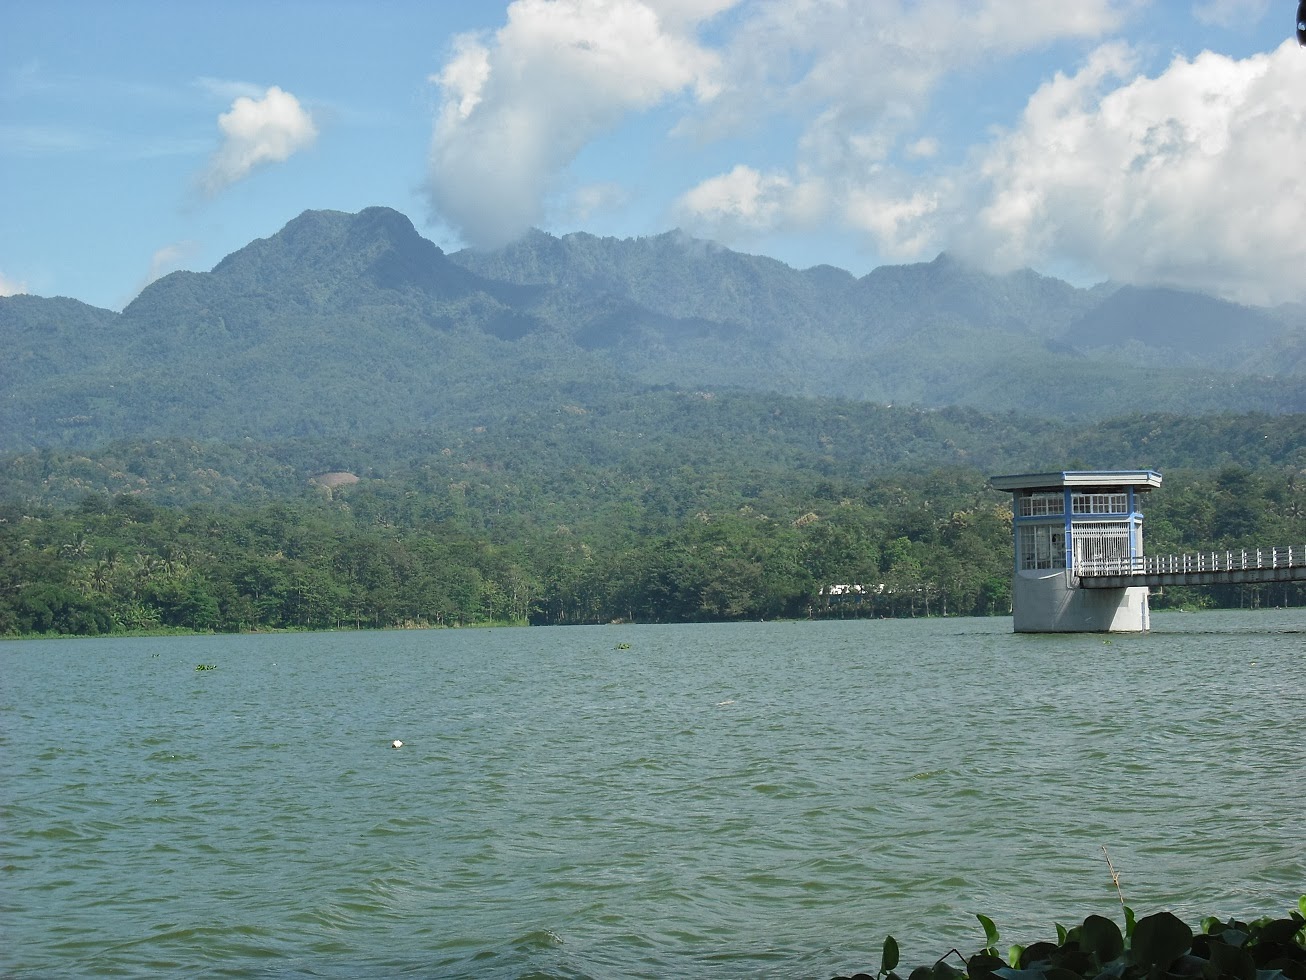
[1077,545,1306,578]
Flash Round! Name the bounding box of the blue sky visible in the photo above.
[3,0,1303,312]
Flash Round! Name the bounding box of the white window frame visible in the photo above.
[1018,523,1067,570]
[1019,492,1064,518]
[1071,492,1128,515]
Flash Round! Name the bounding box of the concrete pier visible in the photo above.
[1012,568,1150,632]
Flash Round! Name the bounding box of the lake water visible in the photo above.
[3,611,1304,979]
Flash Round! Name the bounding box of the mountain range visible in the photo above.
[3,205,1304,455]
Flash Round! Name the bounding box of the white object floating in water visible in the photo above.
[391,739,404,749]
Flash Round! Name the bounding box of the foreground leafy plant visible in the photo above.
[835,900,1306,980]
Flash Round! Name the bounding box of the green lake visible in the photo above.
[3,611,1303,978]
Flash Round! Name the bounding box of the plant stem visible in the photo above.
[1101,845,1126,906]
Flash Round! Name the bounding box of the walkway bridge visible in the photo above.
[1078,546,1306,589]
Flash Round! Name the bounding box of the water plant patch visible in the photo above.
[832,900,1306,980]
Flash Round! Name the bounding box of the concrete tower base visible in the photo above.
[1012,570,1151,633]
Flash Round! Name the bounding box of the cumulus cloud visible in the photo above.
[199,85,317,196]
[427,0,726,247]
[846,184,948,260]
[674,0,1130,246]
[959,39,1306,304]
[680,0,1129,149]
[0,271,29,297]
[675,164,827,236]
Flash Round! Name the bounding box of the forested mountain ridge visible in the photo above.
[453,230,1093,340]
[449,225,1302,384]
[125,206,509,327]
[3,208,620,452]
[2,294,121,388]
[3,206,1304,455]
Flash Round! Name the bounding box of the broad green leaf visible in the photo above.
[881,935,900,975]
[1080,914,1125,964]
[1254,917,1302,945]
[977,913,1000,949]
[1018,941,1061,967]
[1129,911,1192,968]
[967,951,1006,980]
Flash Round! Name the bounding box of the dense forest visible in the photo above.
[5,207,1304,636]
[3,444,1302,636]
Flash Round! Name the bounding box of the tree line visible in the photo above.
[2,465,1301,637]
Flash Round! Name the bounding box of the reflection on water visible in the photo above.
[3,610,1303,978]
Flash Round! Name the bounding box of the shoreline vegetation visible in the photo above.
[3,462,1302,638]
[0,618,534,641]
[832,899,1306,980]
[2,604,1301,642]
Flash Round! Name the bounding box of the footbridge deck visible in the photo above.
[1078,546,1306,588]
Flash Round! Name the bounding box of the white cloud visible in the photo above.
[199,85,317,196]
[427,0,726,247]
[641,0,738,26]
[847,185,946,259]
[674,163,826,235]
[959,39,1306,304]
[675,0,1131,249]
[681,0,1130,149]
[0,271,29,297]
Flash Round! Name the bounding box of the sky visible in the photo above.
[3,0,1304,312]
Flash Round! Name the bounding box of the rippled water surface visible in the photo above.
[3,611,1304,978]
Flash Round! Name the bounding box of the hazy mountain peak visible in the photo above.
[212,206,440,275]
[7,205,1303,454]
